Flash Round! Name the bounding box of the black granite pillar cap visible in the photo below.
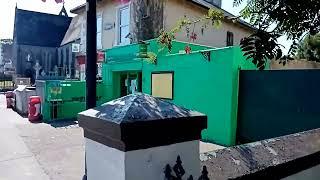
[78,93,207,152]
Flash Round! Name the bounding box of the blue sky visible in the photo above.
[0,0,290,52]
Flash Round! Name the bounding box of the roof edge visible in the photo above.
[16,7,71,19]
[70,3,86,14]
[188,0,257,31]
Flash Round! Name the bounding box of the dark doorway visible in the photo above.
[119,72,142,97]
[120,74,128,97]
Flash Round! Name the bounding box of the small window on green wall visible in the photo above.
[151,72,174,100]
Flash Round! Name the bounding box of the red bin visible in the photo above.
[28,96,41,122]
[5,91,14,108]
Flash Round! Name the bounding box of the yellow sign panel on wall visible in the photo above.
[151,72,173,99]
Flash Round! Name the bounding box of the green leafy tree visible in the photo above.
[234,0,320,69]
[297,33,320,62]
[161,0,320,69]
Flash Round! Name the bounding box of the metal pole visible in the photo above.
[84,1,96,179]
[86,0,97,109]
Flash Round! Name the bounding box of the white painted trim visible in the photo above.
[97,11,103,50]
[115,2,131,46]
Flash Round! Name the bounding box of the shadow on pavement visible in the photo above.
[47,119,79,129]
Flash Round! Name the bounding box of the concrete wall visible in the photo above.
[86,138,200,180]
[98,0,118,49]
[271,60,320,70]
[77,0,120,52]
[164,0,253,48]
[126,140,200,180]
[85,138,125,180]
[201,128,320,180]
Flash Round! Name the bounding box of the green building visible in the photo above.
[35,39,261,146]
[102,39,258,146]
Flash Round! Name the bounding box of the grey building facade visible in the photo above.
[13,8,71,83]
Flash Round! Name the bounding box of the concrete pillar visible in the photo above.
[79,93,207,180]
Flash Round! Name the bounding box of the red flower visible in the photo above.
[190,32,197,42]
[185,46,191,54]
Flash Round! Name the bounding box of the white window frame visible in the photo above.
[116,3,131,46]
[97,12,103,50]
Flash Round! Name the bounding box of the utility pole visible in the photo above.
[86,0,97,109]
[84,1,97,179]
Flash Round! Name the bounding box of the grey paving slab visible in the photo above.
[0,95,50,180]
[34,145,85,180]
[0,128,33,162]
[0,94,85,180]
[0,156,50,180]
[16,118,85,180]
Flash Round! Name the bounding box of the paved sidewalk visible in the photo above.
[16,120,85,180]
[0,95,50,180]
[0,94,85,180]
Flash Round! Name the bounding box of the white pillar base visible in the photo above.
[85,138,200,180]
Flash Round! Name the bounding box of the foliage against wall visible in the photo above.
[297,33,320,62]
[233,0,320,69]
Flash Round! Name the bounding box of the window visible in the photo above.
[97,14,103,49]
[151,72,174,99]
[227,31,234,46]
[117,5,130,45]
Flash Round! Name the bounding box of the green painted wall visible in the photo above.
[144,48,236,145]
[40,80,106,122]
[102,40,259,146]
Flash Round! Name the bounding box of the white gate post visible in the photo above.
[79,93,207,180]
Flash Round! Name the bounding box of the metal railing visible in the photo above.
[0,76,14,92]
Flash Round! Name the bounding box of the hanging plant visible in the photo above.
[138,41,149,58]
[137,41,157,64]
[157,31,175,53]
[146,52,157,64]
